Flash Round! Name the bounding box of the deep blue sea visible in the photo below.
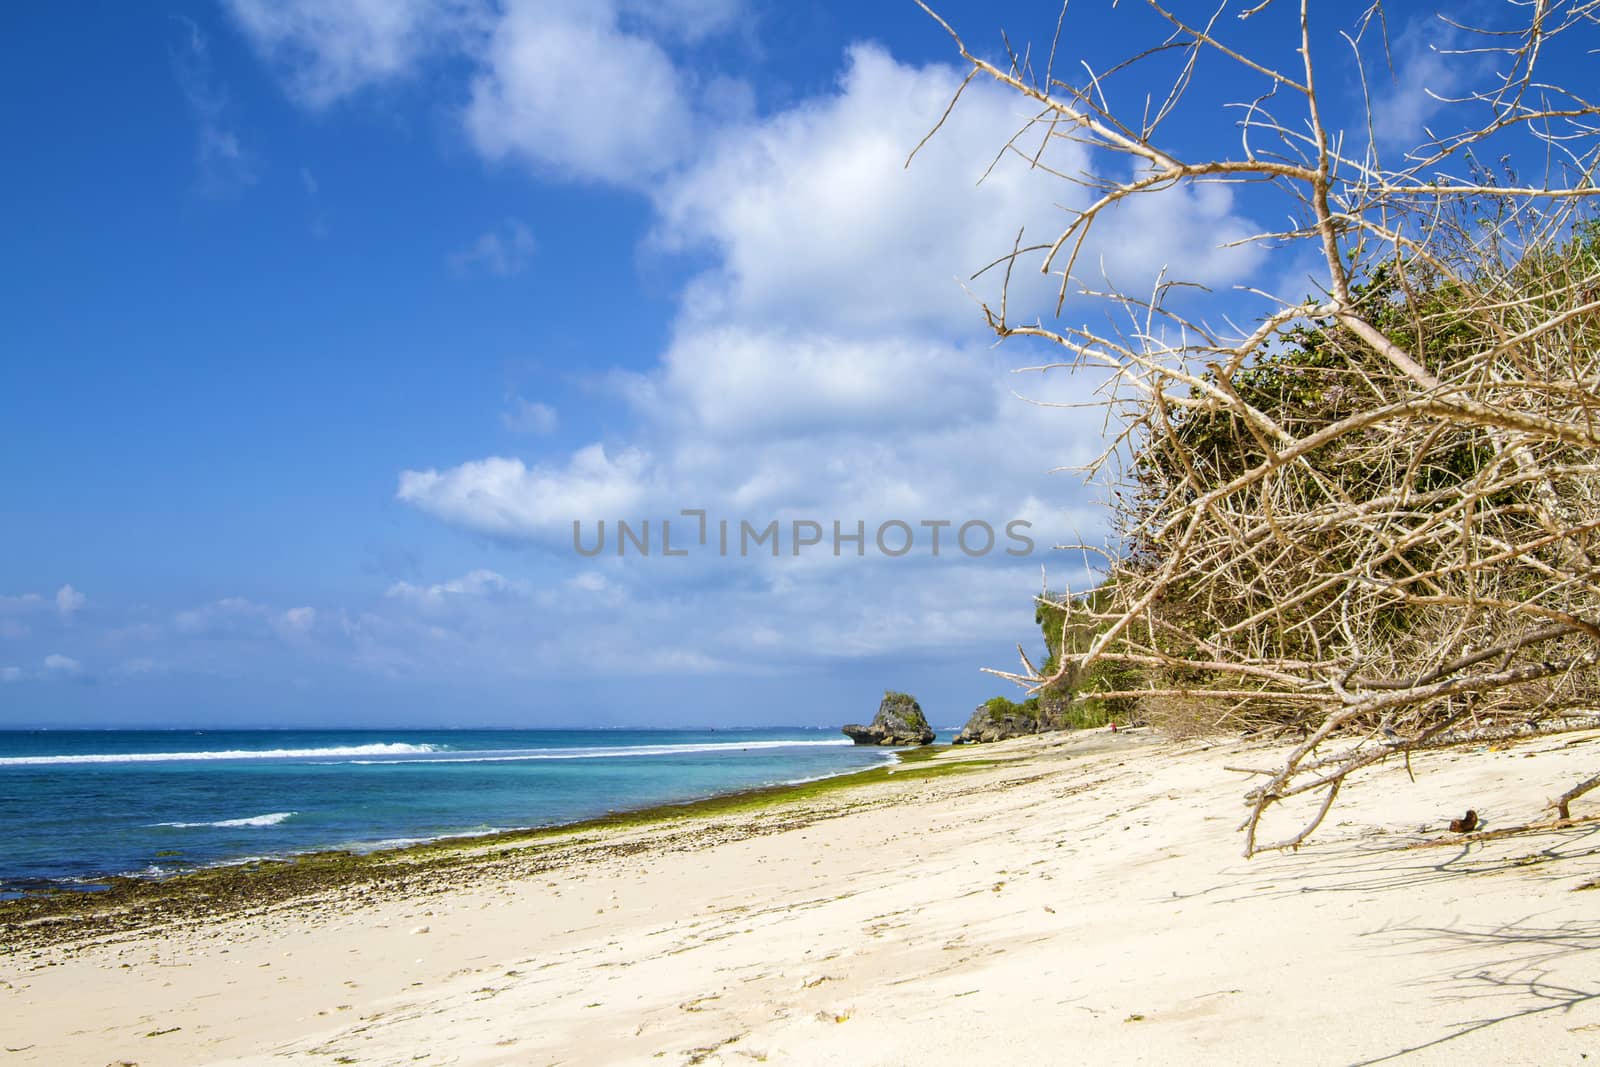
[0,728,904,897]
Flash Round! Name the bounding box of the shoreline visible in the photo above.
[0,729,907,904]
[0,740,979,951]
[5,726,1599,1065]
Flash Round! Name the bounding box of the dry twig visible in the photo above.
[919,0,1600,854]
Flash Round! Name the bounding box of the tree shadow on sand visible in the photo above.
[1349,916,1600,1064]
[1148,822,1600,1063]
[1166,823,1600,907]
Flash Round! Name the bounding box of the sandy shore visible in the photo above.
[4,728,1599,1065]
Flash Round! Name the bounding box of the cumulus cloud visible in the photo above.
[449,218,536,276]
[381,42,1270,677]
[227,0,745,186]
[218,18,1264,681]
[652,46,1066,332]
[398,446,650,539]
[656,45,1260,332]
[0,666,21,683]
[627,328,993,439]
[401,46,1256,545]
[464,0,698,185]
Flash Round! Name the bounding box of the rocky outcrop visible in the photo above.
[842,692,936,746]
[954,699,1035,744]
[953,695,1074,744]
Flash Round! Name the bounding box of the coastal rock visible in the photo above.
[953,700,1038,744]
[842,692,935,746]
[953,695,1075,744]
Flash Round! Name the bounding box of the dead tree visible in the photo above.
[917,0,1600,853]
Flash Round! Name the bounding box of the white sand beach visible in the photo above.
[4,729,1598,1066]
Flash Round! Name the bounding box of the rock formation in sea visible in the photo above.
[842,691,936,746]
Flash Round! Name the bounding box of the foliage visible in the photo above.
[982,694,1040,720]
[882,690,930,729]
[925,0,1600,852]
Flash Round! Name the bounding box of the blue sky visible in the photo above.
[0,1,1549,728]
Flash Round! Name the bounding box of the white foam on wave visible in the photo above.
[330,827,513,853]
[0,743,442,767]
[153,811,298,829]
[784,749,900,784]
[346,738,857,764]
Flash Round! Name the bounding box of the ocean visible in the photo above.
[0,728,906,897]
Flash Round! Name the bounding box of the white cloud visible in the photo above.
[397,363,1108,595]
[388,45,1267,680]
[216,24,1264,684]
[226,0,748,187]
[449,218,535,276]
[630,327,993,439]
[281,606,318,633]
[402,46,1253,548]
[655,45,1259,333]
[464,1,696,185]
[56,584,86,618]
[222,0,487,108]
[0,666,20,683]
[501,396,558,435]
[653,46,1066,332]
[398,445,650,538]
[222,0,739,119]
[386,569,525,605]
[43,653,83,675]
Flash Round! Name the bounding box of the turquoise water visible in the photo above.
[0,728,900,895]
